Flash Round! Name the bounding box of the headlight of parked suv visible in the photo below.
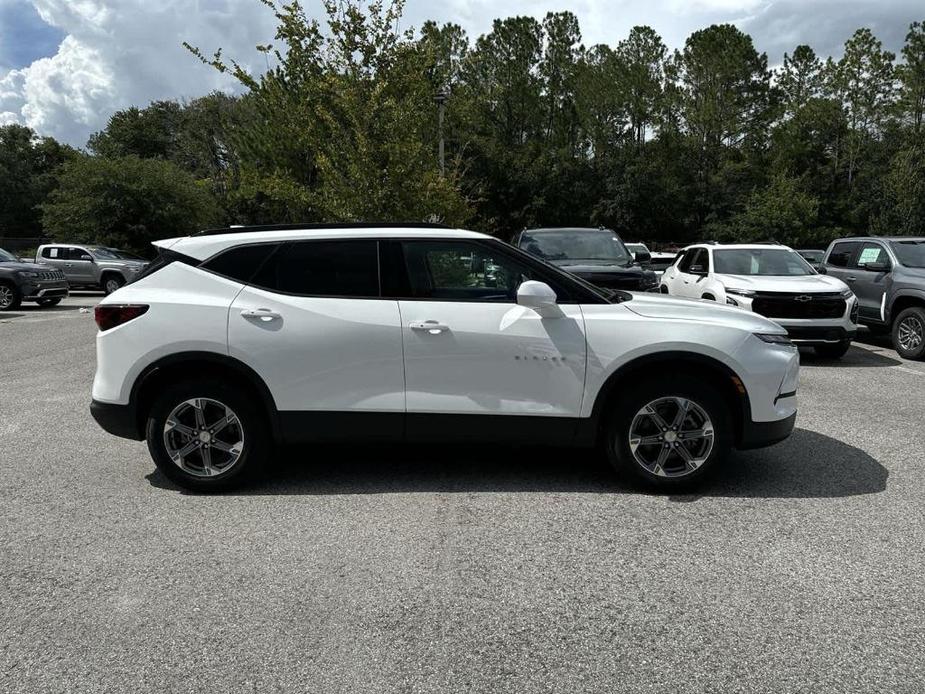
[840,288,854,299]
[726,287,756,297]
[755,333,794,346]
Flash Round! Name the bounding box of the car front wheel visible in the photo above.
[0,282,22,311]
[103,275,125,295]
[893,307,925,360]
[145,380,269,491]
[604,374,732,490]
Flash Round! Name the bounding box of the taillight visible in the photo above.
[95,304,149,331]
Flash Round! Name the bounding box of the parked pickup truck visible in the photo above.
[36,244,148,295]
[0,247,69,310]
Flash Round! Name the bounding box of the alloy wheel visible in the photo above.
[105,278,121,294]
[0,285,13,309]
[163,398,244,478]
[897,316,924,352]
[627,396,714,478]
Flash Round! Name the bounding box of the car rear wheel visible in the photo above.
[893,307,925,360]
[103,275,125,295]
[0,282,21,311]
[814,340,851,359]
[604,374,732,490]
[36,298,62,307]
[145,380,269,491]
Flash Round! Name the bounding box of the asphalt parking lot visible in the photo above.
[2,294,924,693]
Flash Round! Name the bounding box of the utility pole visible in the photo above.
[434,88,449,177]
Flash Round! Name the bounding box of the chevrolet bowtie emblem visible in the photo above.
[795,295,812,302]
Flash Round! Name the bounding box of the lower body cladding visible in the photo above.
[91,402,796,452]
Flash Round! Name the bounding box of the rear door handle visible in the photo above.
[410,320,449,334]
[241,308,281,321]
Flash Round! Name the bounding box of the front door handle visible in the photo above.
[410,320,449,334]
[241,308,281,321]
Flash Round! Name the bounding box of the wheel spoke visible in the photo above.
[644,404,670,430]
[165,417,195,438]
[671,398,690,429]
[200,445,214,475]
[211,413,238,435]
[193,400,207,430]
[674,442,696,469]
[211,439,242,455]
[630,434,662,447]
[171,438,200,462]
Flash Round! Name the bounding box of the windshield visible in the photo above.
[889,240,925,268]
[0,248,17,262]
[521,230,632,265]
[90,247,122,260]
[713,248,814,276]
[799,250,823,261]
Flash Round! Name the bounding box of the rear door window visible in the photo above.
[826,242,859,268]
[251,240,380,298]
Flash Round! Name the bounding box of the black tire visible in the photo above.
[659,285,669,294]
[814,339,852,359]
[102,274,125,295]
[145,379,270,492]
[603,373,733,491]
[0,282,22,311]
[893,306,925,360]
[36,298,62,307]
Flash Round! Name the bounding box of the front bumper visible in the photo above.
[738,411,797,450]
[780,325,857,344]
[22,280,69,301]
[90,399,143,440]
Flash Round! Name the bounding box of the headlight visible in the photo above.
[726,287,756,297]
[840,288,854,299]
[755,333,794,346]
[17,271,38,278]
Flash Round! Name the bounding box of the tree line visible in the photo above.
[1,0,923,253]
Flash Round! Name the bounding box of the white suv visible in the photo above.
[90,224,799,491]
[661,243,859,358]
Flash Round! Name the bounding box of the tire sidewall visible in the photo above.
[145,380,269,491]
[893,307,925,360]
[604,374,733,490]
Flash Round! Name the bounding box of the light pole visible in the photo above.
[434,88,449,177]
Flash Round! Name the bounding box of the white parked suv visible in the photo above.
[90,224,799,491]
[661,243,859,358]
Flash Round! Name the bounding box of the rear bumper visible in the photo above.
[90,399,143,440]
[738,411,796,450]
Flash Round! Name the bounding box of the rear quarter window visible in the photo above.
[201,243,280,283]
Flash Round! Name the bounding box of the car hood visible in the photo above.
[713,273,848,293]
[623,293,783,332]
[0,261,56,272]
[550,260,642,274]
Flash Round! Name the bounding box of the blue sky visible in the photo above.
[0,0,63,70]
[1,0,922,147]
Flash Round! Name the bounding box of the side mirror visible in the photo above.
[817,265,827,274]
[634,251,652,264]
[689,264,706,275]
[862,261,890,272]
[517,281,560,316]
[79,254,94,262]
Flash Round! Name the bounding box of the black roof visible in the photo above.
[195,222,453,237]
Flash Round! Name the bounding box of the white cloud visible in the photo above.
[1,0,279,146]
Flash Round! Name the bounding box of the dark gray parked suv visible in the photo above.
[821,237,925,360]
[0,247,69,310]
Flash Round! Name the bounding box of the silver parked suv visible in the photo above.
[36,244,148,295]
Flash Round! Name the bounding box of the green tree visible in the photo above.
[187,0,469,226]
[778,45,824,117]
[615,26,668,148]
[41,155,222,252]
[898,21,925,135]
[0,124,75,237]
[722,174,820,244]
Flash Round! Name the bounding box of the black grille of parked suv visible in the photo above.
[751,292,846,320]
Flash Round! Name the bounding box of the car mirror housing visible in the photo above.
[517,281,561,316]
[80,254,94,262]
[862,261,890,272]
[635,251,652,264]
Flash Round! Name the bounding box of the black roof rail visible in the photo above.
[194,221,454,237]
